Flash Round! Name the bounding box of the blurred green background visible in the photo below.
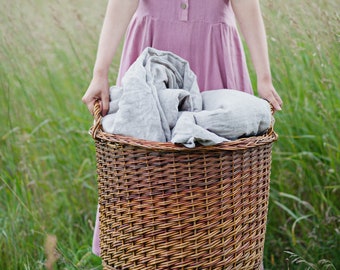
[0,0,339,269]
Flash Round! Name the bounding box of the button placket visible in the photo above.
[179,0,189,21]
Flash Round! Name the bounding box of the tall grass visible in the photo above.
[0,0,107,269]
[0,0,339,269]
[259,1,340,269]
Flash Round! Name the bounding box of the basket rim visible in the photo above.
[89,126,278,152]
[90,101,278,152]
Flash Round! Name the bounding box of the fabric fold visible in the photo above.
[102,48,271,148]
[102,47,202,142]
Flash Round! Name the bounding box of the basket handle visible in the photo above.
[91,101,102,139]
[267,104,276,135]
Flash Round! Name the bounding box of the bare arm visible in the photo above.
[82,0,139,115]
[231,0,282,111]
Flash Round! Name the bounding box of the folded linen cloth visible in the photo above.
[199,89,271,139]
[171,89,271,147]
[102,47,202,142]
[171,111,229,148]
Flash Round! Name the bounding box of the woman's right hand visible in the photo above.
[81,0,139,116]
[82,75,110,116]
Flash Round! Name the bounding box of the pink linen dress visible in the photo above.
[93,0,253,256]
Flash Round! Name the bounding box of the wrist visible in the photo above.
[92,67,109,79]
[257,73,272,84]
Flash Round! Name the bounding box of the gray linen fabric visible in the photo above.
[102,48,271,147]
[198,89,272,139]
[171,90,271,147]
[171,111,229,148]
[102,47,202,142]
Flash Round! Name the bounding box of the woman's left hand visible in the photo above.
[231,0,283,112]
[257,80,283,112]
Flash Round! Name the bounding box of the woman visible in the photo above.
[82,0,282,266]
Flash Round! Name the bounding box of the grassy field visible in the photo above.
[0,0,339,269]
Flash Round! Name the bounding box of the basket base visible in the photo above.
[95,133,275,270]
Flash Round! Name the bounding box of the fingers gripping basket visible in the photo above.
[90,103,278,270]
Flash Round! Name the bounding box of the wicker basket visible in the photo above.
[90,103,278,270]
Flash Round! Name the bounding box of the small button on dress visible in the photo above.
[179,0,189,21]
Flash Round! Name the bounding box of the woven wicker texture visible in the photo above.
[91,104,278,270]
